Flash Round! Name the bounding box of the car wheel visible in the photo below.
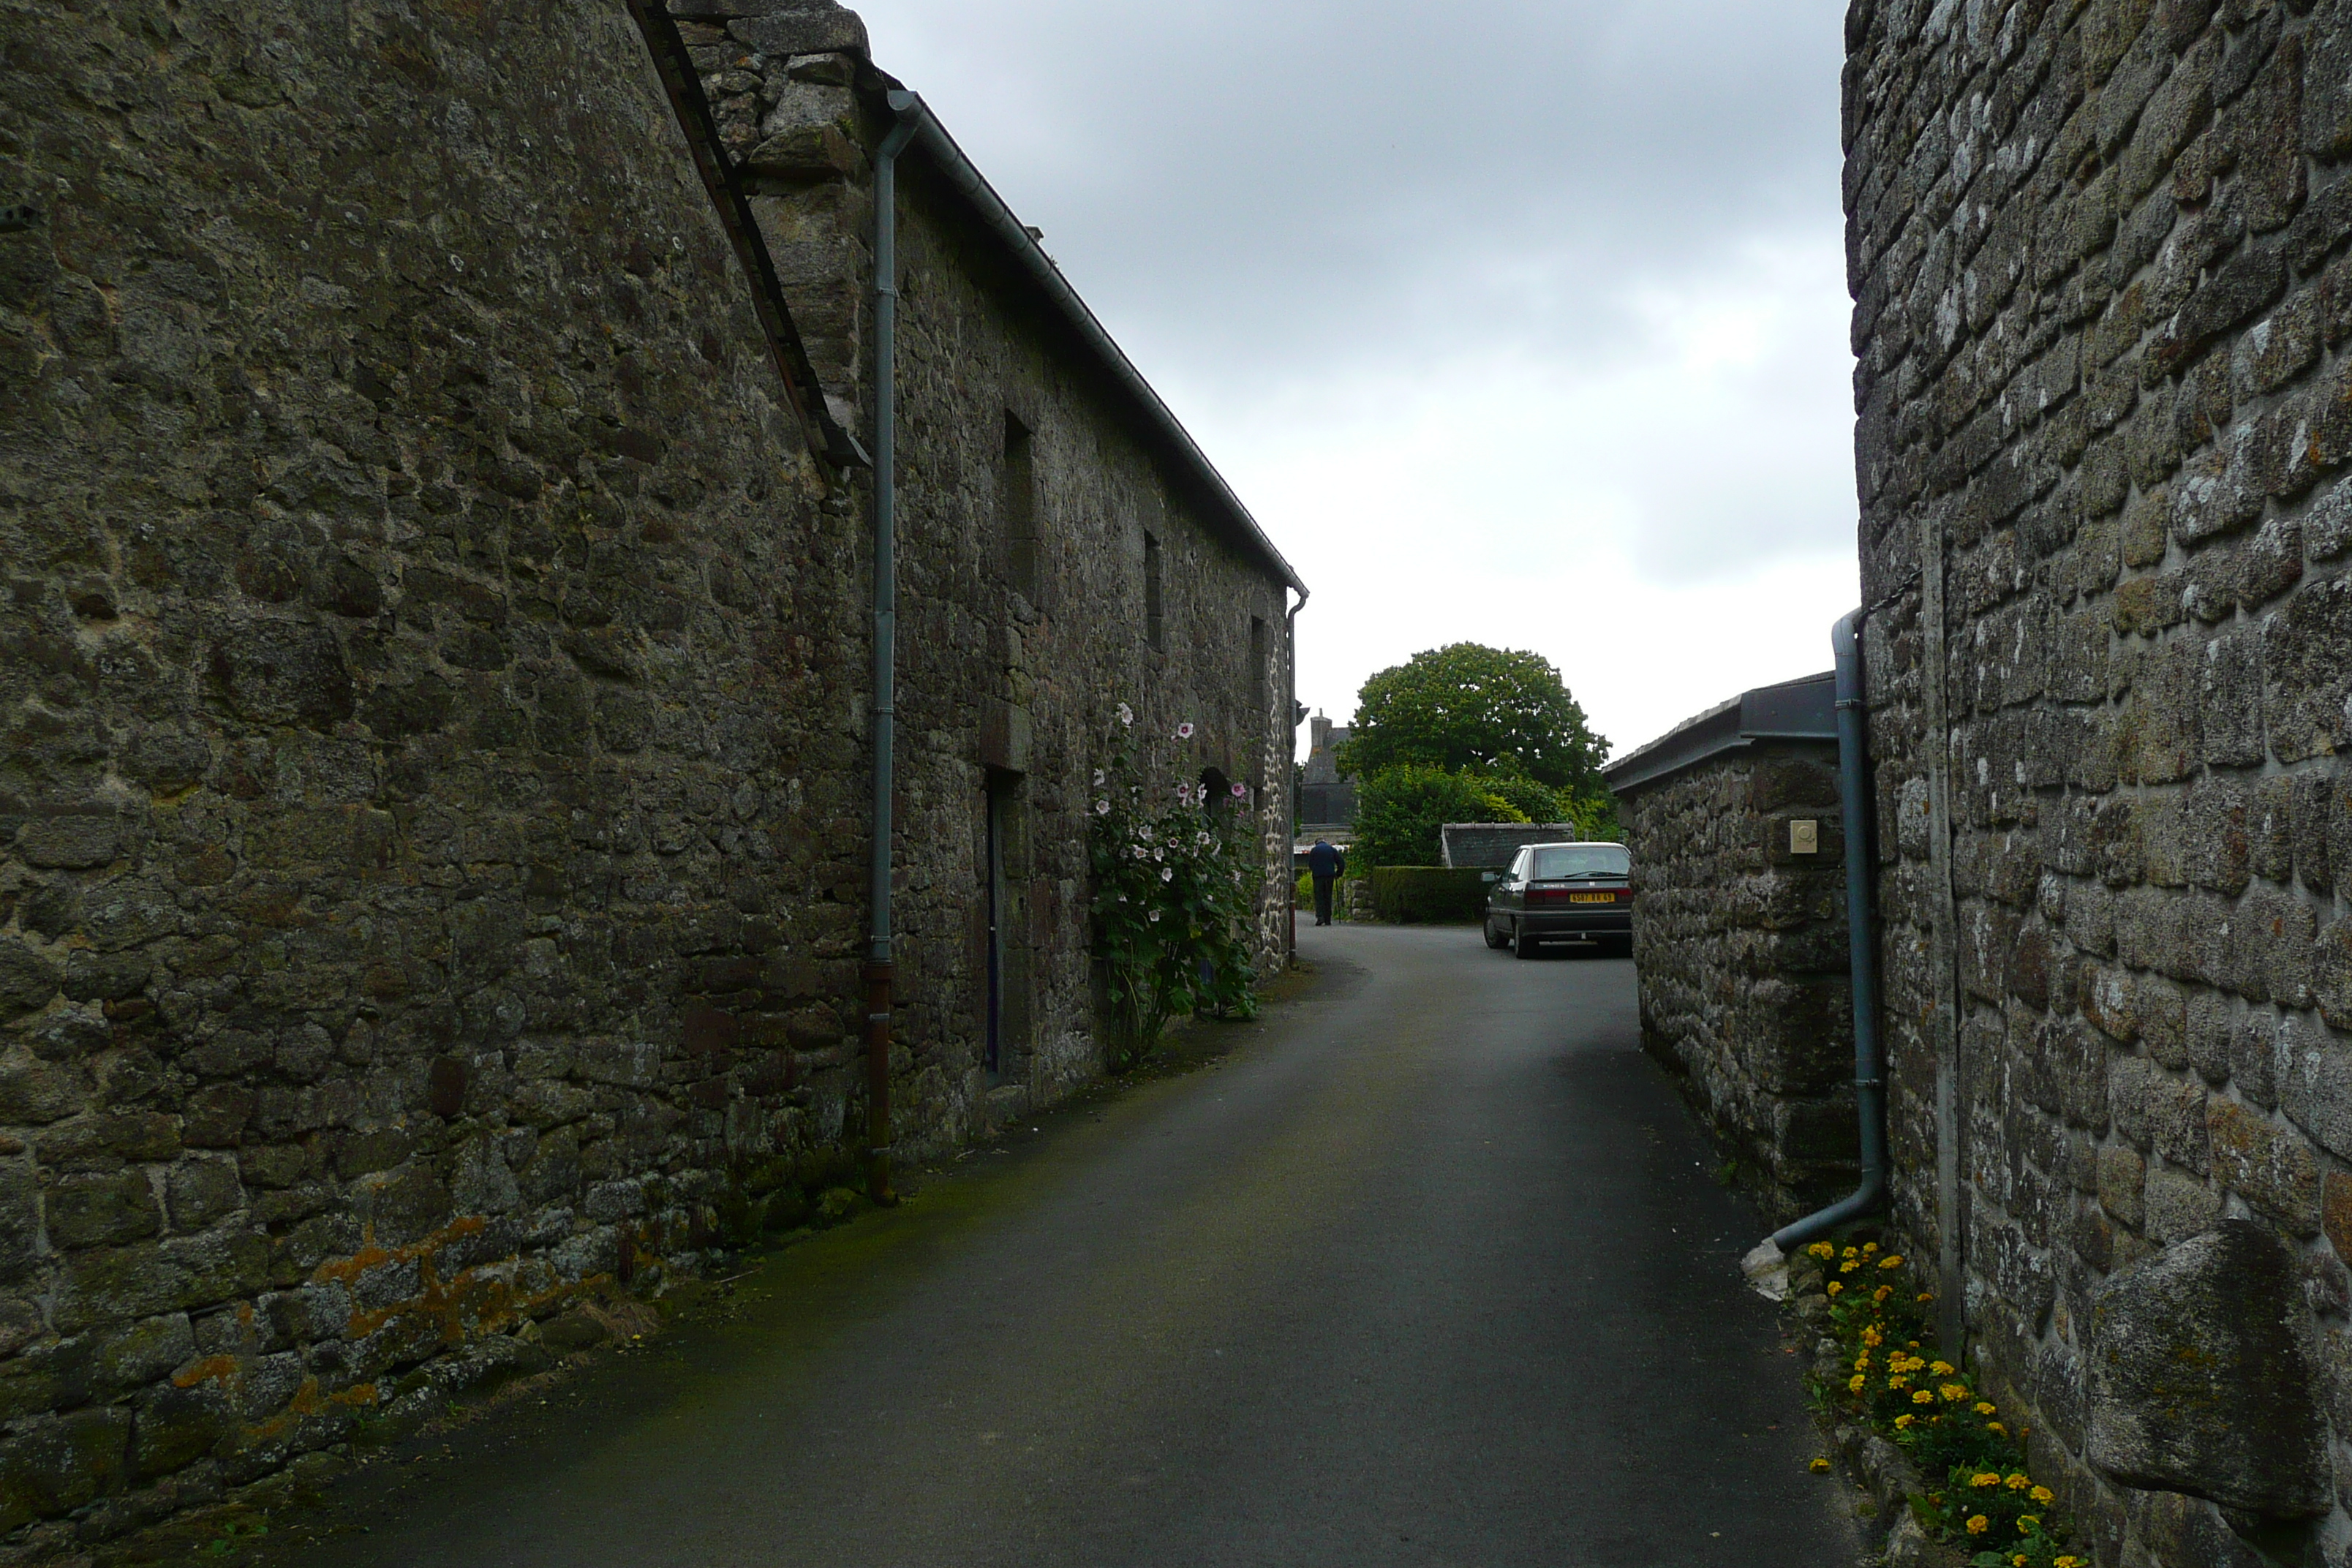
[1514,924,1542,960]
[1483,917,1509,950]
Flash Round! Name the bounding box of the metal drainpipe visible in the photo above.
[1285,586,1308,957]
[1759,608,1885,1257]
[862,97,924,1206]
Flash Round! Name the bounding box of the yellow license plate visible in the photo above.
[1569,892,1616,903]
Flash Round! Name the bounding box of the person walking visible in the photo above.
[1305,837,1346,927]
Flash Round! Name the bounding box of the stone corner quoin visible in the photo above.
[1847,0,2352,1561]
[0,0,1297,1545]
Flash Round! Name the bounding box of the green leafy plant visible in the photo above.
[1089,703,1259,1067]
[1352,764,1520,867]
[1806,1242,2083,1568]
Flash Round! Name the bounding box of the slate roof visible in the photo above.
[1439,823,1584,870]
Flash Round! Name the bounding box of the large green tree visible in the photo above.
[1338,644,1608,793]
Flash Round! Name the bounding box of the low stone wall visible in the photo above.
[1617,746,1855,1223]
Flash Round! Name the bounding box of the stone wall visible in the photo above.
[696,15,1300,1124]
[1618,747,1855,1223]
[0,0,1294,1550]
[1848,0,2352,1558]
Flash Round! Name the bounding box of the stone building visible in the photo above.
[0,0,1299,1546]
[1297,712,1357,833]
[1844,1,2352,1560]
[1605,672,1853,1224]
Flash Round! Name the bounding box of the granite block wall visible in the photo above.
[1848,1,2352,1559]
[1618,747,1857,1224]
[683,15,1299,1115]
[0,0,1295,1550]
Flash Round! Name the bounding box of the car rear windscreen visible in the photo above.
[1531,845,1629,880]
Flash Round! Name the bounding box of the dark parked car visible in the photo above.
[1482,841,1632,958]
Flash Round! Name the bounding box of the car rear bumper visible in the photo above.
[1517,908,1632,938]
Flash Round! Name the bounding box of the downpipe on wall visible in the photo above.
[863,95,924,1206]
[1286,585,1308,959]
[1742,608,1885,1294]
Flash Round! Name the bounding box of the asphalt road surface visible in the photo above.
[275,924,1855,1568]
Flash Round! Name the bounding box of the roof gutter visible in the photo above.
[882,91,1304,595]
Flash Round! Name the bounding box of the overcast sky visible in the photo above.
[852,0,1858,763]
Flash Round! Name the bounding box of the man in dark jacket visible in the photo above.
[1305,838,1346,927]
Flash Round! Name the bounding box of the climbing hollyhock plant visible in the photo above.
[1090,704,1260,1067]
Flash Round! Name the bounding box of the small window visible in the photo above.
[1143,531,1164,649]
[1003,412,1038,600]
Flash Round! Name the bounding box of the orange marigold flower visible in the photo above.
[1965,1515,1989,1535]
[2005,1473,2030,1490]
[1970,1472,2001,1488]
[1912,1390,1934,1404]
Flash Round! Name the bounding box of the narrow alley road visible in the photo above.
[280,927,1854,1568]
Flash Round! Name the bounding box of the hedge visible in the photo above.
[1370,866,1490,924]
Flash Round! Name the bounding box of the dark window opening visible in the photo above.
[1199,765,1231,805]
[983,769,1030,1082]
[1003,411,1038,600]
[1250,614,1268,718]
[1143,531,1164,649]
